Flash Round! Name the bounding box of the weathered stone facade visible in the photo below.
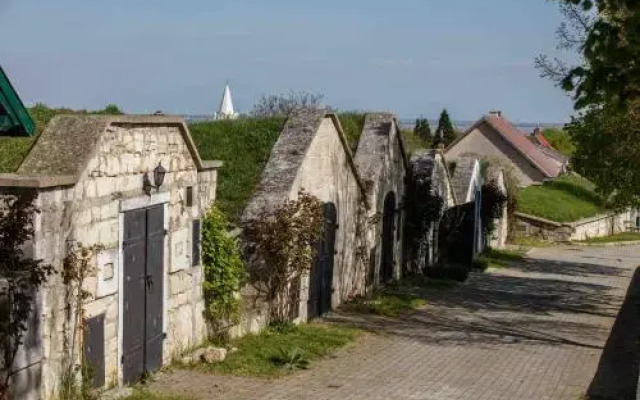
[406,150,457,270]
[0,115,220,400]
[486,167,508,249]
[354,113,408,289]
[238,110,408,334]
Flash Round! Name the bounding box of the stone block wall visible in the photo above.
[515,210,639,243]
[514,213,573,242]
[9,122,217,399]
[353,114,407,289]
[290,117,366,321]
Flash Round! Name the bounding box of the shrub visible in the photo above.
[202,206,246,339]
[244,190,323,321]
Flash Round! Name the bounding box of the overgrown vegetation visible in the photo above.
[400,129,431,156]
[189,118,285,223]
[403,161,445,274]
[59,242,103,400]
[542,128,575,156]
[202,206,246,340]
[0,138,35,173]
[29,103,123,136]
[199,323,358,377]
[0,192,54,400]
[480,181,508,239]
[580,232,640,244]
[0,104,123,174]
[517,175,606,222]
[244,190,323,321]
[337,112,366,153]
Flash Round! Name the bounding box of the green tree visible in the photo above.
[554,1,640,109]
[539,0,640,207]
[542,128,575,156]
[437,109,456,146]
[567,101,640,207]
[414,118,431,141]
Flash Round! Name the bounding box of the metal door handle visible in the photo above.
[145,274,154,290]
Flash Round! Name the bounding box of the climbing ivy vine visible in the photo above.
[202,205,246,338]
[404,160,445,274]
[244,190,323,321]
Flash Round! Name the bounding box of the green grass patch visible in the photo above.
[0,137,35,172]
[542,128,575,156]
[343,293,426,317]
[198,323,358,378]
[477,248,525,269]
[124,390,196,400]
[337,112,366,153]
[189,118,285,224]
[343,277,460,317]
[517,175,606,222]
[400,129,431,157]
[581,232,640,244]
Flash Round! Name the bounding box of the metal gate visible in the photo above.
[307,203,337,319]
[380,192,396,283]
[122,205,164,384]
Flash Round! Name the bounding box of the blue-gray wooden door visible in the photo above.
[122,205,164,384]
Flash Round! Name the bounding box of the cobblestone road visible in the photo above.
[149,245,640,400]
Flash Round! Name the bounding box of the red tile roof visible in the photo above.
[478,114,563,178]
[534,132,552,148]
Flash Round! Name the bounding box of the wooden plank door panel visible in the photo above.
[144,205,164,374]
[122,209,146,384]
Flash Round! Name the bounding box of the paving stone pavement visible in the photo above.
[147,245,640,400]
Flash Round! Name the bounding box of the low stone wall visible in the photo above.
[515,210,639,242]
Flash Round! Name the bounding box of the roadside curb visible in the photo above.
[569,240,640,248]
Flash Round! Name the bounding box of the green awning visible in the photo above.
[0,66,35,136]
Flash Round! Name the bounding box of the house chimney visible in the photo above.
[489,110,502,117]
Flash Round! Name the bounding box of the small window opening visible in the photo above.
[186,186,193,207]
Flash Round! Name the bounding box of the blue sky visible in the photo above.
[0,0,576,122]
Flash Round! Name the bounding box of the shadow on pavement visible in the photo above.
[328,256,627,349]
[586,266,640,400]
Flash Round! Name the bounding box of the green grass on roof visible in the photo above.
[517,175,606,222]
[189,117,286,223]
[337,113,366,153]
[400,129,431,157]
[0,137,35,173]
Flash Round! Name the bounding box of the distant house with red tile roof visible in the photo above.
[445,111,566,186]
[532,128,552,148]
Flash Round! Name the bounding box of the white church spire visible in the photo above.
[215,83,239,120]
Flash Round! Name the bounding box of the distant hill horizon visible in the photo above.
[184,114,565,134]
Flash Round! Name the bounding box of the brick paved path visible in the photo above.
[149,245,640,400]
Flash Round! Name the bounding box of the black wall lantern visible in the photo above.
[143,162,167,196]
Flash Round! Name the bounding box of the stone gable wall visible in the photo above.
[290,117,366,320]
[355,120,407,288]
[15,124,216,399]
[446,123,546,186]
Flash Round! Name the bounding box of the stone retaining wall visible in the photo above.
[515,210,639,242]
